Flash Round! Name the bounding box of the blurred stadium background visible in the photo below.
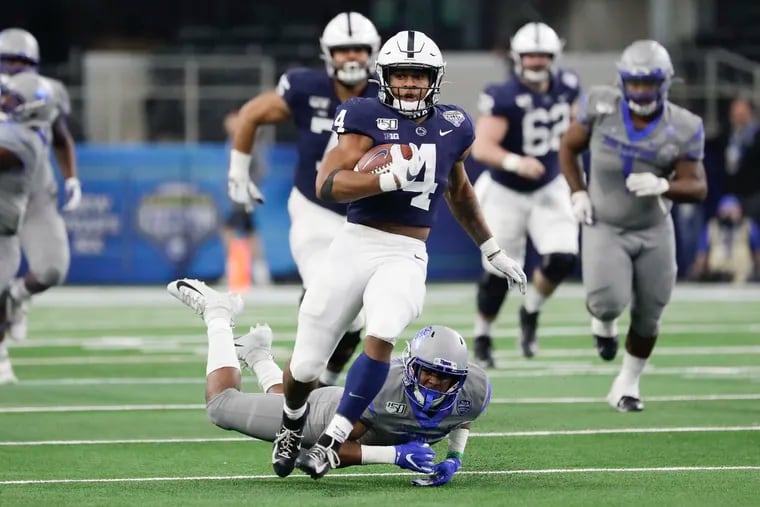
[6,0,758,284]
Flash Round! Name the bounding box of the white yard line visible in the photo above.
[1,466,759,485]
[1,425,758,447]
[2,394,758,414]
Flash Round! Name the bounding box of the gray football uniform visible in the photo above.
[577,86,704,335]
[205,360,491,447]
[0,122,45,288]
[18,75,72,287]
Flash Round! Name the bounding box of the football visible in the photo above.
[354,143,413,174]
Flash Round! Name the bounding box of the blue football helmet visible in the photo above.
[402,325,469,412]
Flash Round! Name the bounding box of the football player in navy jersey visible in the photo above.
[227,12,381,386]
[270,30,527,480]
[470,22,582,364]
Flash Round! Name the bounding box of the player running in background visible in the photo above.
[559,40,707,412]
[227,12,381,386]
[0,28,81,344]
[470,22,581,364]
[0,72,54,383]
[168,278,490,487]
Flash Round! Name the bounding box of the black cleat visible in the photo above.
[474,335,495,368]
[296,434,341,480]
[594,335,619,361]
[612,395,644,412]
[272,404,310,477]
[519,306,539,358]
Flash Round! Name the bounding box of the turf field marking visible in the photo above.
[2,394,759,413]
[1,425,758,446]
[2,466,759,485]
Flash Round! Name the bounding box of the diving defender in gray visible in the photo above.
[167,278,490,487]
[0,28,81,343]
[0,72,53,384]
[559,40,707,412]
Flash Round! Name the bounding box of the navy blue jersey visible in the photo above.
[332,98,475,228]
[478,69,580,192]
[277,68,379,215]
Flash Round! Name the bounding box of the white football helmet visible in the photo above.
[376,30,446,118]
[0,28,40,75]
[319,12,380,86]
[510,22,563,83]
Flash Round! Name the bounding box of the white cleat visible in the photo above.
[167,278,244,323]
[234,323,273,368]
[0,356,18,385]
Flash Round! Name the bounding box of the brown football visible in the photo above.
[354,143,413,174]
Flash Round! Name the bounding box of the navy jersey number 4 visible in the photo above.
[332,97,474,228]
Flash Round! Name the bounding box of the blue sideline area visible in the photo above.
[39,143,715,285]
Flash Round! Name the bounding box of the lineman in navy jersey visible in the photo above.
[273,30,526,481]
[471,22,581,364]
[168,278,490,486]
[227,12,381,386]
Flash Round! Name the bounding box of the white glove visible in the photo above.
[480,238,527,294]
[228,149,264,208]
[571,190,594,225]
[380,144,423,192]
[62,177,82,211]
[625,173,669,196]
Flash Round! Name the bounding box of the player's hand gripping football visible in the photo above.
[411,456,462,487]
[387,143,424,190]
[480,239,527,294]
[571,190,594,225]
[393,441,436,474]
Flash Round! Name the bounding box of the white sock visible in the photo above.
[10,278,30,300]
[252,359,283,393]
[615,351,648,397]
[591,317,619,338]
[319,369,341,386]
[523,286,547,313]
[474,314,493,337]
[251,259,271,285]
[0,341,8,359]
[205,317,241,376]
[283,402,307,420]
[325,414,354,443]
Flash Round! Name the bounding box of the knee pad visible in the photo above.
[206,388,237,429]
[630,309,661,338]
[477,272,509,317]
[31,267,66,289]
[540,253,577,284]
[586,300,623,323]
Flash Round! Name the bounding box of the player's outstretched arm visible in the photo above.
[412,424,471,487]
[445,153,526,292]
[316,133,402,202]
[558,121,590,193]
[52,116,82,211]
[233,91,291,155]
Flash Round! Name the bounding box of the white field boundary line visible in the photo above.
[7,365,760,386]
[2,466,760,485]
[2,425,759,447]
[2,394,759,414]
[11,345,760,365]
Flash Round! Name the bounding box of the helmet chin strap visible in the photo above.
[627,99,658,116]
[336,61,368,86]
[522,68,549,83]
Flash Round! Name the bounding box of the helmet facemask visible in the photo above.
[619,71,668,116]
[319,12,380,87]
[378,63,443,119]
[326,45,373,86]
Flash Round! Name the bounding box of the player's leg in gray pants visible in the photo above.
[630,218,677,340]
[0,236,21,293]
[582,222,633,323]
[20,186,70,290]
[206,386,342,447]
